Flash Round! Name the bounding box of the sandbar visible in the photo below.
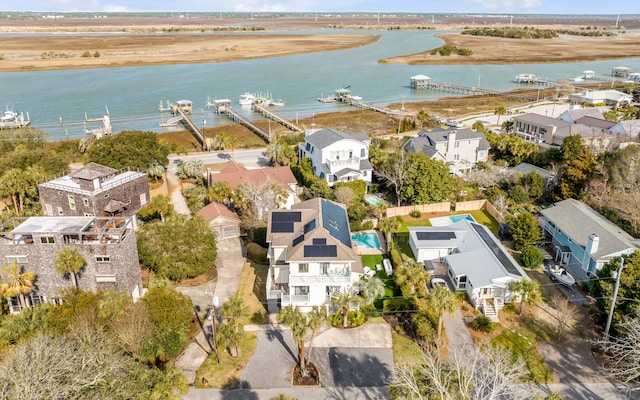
[379,32,640,65]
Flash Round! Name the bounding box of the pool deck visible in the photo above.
[429,214,475,227]
[352,230,386,255]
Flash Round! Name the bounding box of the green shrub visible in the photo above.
[389,248,403,269]
[362,220,374,230]
[246,242,267,263]
[253,226,268,247]
[471,315,496,333]
[383,298,414,313]
[520,245,544,269]
[329,310,365,328]
[502,303,517,314]
[409,209,421,218]
[394,325,405,335]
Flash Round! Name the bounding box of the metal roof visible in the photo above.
[305,128,369,150]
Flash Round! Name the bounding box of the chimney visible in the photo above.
[447,130,457,152]
[586,233,599,255]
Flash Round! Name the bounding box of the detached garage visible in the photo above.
[196,202,241,239]
[408,226,466,263]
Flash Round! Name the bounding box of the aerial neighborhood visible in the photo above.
[2,9,640,400]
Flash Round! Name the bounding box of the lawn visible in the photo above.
[195,260,268,388]
[391,330,424,368]
[361,254,395,298]
[490,328,555,383]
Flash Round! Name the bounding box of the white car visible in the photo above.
[431,278,448,289]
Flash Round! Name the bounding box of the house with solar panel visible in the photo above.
[298,128,372,187]
[408,219,528,319]
[265,198,360,313]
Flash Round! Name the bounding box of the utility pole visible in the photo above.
[604,258,625,342]
[205,283,220,364]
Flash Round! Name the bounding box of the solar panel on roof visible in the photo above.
[321,200,351,247]
[303,219,316,234]
[471,224,522,276]
[292,235,304,247]
[272,212,302,222]
[416,232,456,241]
[271,221,294,233]
[304,245,337,257]
[313,238,327,245]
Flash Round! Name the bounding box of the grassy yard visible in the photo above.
[361,254,395,298]
[490,328,555,383]
[391,330,424,368]
[195,260,269,388]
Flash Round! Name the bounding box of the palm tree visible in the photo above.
[394,258,430,298]
[219,293,249,325]
[280,305,309,369]
[141,194,174,223]
[358,275,385,305]
[216,321,242,357]
[147,162,165,183]
[330,288,359,329]
[427,285,458,344]
[508,278,542,315]
[0,168,30,215]
[213,132,229,151]
[226,136,239,160]
[54,247,86,288]
[495,104,507,125]
[305,306,326,366]
[207,181,233,204]
[0,261,36,311]
[378,216,402,250]
[265,140,283,166]
[182,159,205,179]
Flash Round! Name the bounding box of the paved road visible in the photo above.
[169,148,266,169]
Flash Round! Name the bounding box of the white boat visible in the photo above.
[0,109,30,128]
[514,73,538,84]
[238,92,256,105]
[545,260,575,287]
[268,99,285,107]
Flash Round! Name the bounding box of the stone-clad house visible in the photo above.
[0,216,142,313]
[38,162,149,219]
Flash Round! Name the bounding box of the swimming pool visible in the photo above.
[351,232,381,249]
[364,194,385,206]
[430,213,477,226]
[449,214,476,223]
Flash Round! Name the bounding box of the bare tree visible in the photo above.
[236,181,289,222]
[546,294,578,342]
[110,301,153,360]
[333,186,355,207]
[390,344,532,400]
[375,150,412,207]
[592,317,640,391]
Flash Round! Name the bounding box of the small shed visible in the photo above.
[612,66,631,78]
[410,74,432,89]
[195,202,241,239]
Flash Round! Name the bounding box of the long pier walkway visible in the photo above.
[252,103,304,134]
[223,108,272,143]
[423,81,538,101]
[173,106,205,146]
[338,96,407,116]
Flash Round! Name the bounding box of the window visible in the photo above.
[95,274,117,283]
[68,195,76,210]
[40,236,55,244]
[454,141,460,148]
[84,213,94,217]
[481,288,491,296]
[6,255,28,264]
[360,148,366,158]
[454,154,460,161]
[140,193,147,206]
[298,263,309,273]
[82,198,89,207]
[104,194,110,198]
[321,263,330,275]
[57,206,63,216]
[294,286,309,295]
[45,204,53,216]
[95,255,110,263]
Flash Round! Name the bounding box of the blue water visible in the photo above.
[351,232,381,249]
[449,214,476,223]
[2,28,639,140]
[364,194,384,206]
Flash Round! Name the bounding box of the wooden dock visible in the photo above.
[222,108,272,143]
[338,96,407,117]
[251,103,303,134]
[423,81,539,101]
[173,107,204,146]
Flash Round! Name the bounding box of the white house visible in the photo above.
[298,128,372,187]
[408,220,528,318]
[265,198,361,313]
[538,199,640,280]
[569,90,632,107]
[402,127,490,175]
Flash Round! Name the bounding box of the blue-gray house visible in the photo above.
[538,199,639,280]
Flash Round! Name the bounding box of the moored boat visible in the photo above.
[545,260,575,287]
[0,109,30,129]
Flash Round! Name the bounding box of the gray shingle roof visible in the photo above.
[539,199,640,260]
[512,163,552,180]
[574,116,616,130]
[305,128,369,149]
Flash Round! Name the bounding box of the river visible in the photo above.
[0,28,638,140]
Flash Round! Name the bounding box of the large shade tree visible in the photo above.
[84,130,170,172]
[401,153,457,205]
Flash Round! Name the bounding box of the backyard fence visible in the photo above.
[386,201,451,218]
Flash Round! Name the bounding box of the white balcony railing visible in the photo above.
[281,294,310,305]
[326,157,359,167]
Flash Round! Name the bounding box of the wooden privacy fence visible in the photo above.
[386,202,451,218]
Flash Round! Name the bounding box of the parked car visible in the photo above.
[446,120,463,128]
[431,277,448,289]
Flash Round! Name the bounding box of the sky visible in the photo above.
[0,0,634,14]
